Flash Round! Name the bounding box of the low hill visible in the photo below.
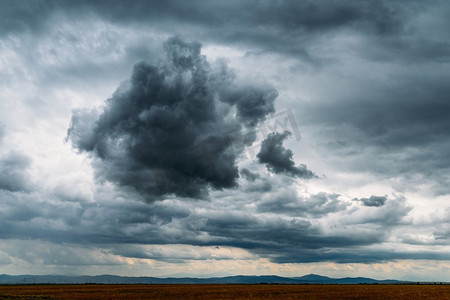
[0,274,406,284]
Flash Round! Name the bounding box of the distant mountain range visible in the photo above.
[0,274,408,284]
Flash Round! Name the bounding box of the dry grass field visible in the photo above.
[0,284,449,300]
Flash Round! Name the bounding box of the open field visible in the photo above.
[1,284,450,300]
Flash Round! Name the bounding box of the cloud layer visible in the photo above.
[1,0,450,280]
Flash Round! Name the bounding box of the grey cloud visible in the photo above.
[0,124,4,144]
[257,131,316,178]
[0,251,12,265]
[109,244,253,263]
[433,219,450,241]
[244,181,272,193]
[66,108,99,152]
[87,1,448,65]
[355,2,450,64]
[0,175,393,262]
[0,191,88,242]
[434,230,450,241]
[45,0,402,34]
[0,189,190,244]
[0,152,32,192]
[271,248,450,264]
[345,196,411,227]
[306,77,450,149]
[356,195,388,207]
[240,170,272,193]
[239,168,260,182]
[215,194,409,263]
[187,211,392,263]
[258,192,348,217]
[300,69,450,194]
[71,0,413,64]
[4,0,437,65]
[0,180,421,264]
[67,36,277,200]
[362,36,450,64]
[0,240,121,267]
[0,192,40,223]
[0,0,55,37]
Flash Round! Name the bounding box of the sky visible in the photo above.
[0,0,450,281]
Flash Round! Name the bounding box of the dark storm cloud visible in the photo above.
[0,188,421,264]
[0,152,31,192]
[184,211,390,263]
[257,131,316,178]
[191,212,363,248]
[43,0,402,34]
[355,195,387,207]
[5,0,443,64]
[67,36,277,200]
[184,195,411,263]
[0,172,416,264]
[0,0,55,37]
[270,248,450,264]
[65,0,412,63]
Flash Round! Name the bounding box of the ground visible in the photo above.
[1,284,450,299]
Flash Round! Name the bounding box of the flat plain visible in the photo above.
[1,284,450,300]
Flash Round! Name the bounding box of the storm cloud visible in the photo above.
[257,131,316,178]
[67,36,277,200]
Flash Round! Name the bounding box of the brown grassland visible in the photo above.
[0,284,450,300]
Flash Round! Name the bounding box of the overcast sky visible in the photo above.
[1,0,450,281]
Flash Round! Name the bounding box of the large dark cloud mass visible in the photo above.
[258,131,316,178]
[67,36,277,200]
